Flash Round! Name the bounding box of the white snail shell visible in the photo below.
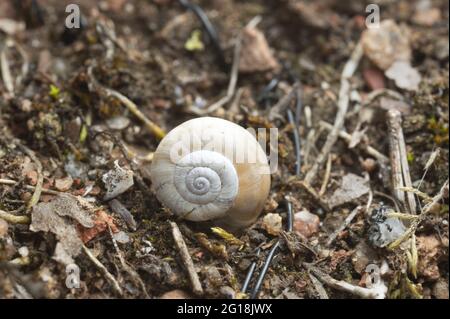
[150,117,271,228]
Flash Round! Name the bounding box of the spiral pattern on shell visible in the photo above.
[150,117,271,228]
[152,149,239,221]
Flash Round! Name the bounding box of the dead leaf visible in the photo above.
[328,173,370,208]
[31,201,84,262]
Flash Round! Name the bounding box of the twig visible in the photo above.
[0,178,60,195]
[304,42,363,185]
[16,143,43,213]
[170,221,204,296]
[296,180,330,212]
[0,39,14,96]
[190,29,242,115]
[304,263,386,299]
[387,110,416,214]
[326,206,362,246]
[268,83,300,121]
[319,121,388,163]
[105,88,166,139]
[108,226,149,298]
[319,154,332,196]
[0,209,30,224]
[308,273,329,299]
[87,64,166,140]
[363,88,405,107]
[82,244,124,297]
[388,179,448,249]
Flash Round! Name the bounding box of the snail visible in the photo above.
[150,117,270,229]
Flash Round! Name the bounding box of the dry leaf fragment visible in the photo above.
[31,201,84,260]
[328,173,370,208]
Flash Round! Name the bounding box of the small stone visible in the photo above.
[106,116,130,130]
[219,286,236,299]
[361,20,411,70]
[361,158,377,173]
[18,246,29,257]
[417,235,442,280]
[160,289,192,299]
[25,170,38,186]
[293,210,320,238]
[412,8,441,26]
[0,219,8,238]
[54,176,73,192]
[385,61,421,91]
[112,231,130,244]
[102,161,134,200]
[239,26,279,73]
[432,279,449,299]
[262,213,282,236]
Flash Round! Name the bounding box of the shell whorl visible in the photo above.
[153,149,239,221]
[151,117,271,228]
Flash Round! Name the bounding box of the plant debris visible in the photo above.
[0,0,447,300]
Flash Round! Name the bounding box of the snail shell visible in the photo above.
[150,117,271,228]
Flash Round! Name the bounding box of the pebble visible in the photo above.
[432,279,449,299]
[262,213,282,236]
[293,210,320,238]
[361,19,411,70]
[159,289,192,299]
[239,26,279,73]
[54,176,74,192]
[0,219,8,238]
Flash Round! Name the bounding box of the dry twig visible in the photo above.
[387,110,416,214]
[82,244,124,297]
[304,42,363,185]
[319,121,388,163]
[304,263,386,299]
[170,221,204,296]
[0,209,30,224]
[326,206,363,246]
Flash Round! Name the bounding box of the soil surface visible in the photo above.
[0,0,448,299]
